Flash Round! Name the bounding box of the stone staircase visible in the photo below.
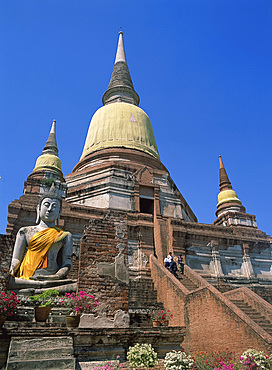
[176,272,199,291]
[150,255,272,354]
[181,268,272,339]
[129,279,164,327]
[6,336,75,369]
[228,297,272,336]
[185,267,272,339]
[193,269,272,305]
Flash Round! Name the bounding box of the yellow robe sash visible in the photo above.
[18,227,68,280]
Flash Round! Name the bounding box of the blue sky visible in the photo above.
[1,0,272,236]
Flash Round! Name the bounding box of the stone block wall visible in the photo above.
[77,211,129,316]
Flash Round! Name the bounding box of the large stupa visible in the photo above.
[1,32,271,366]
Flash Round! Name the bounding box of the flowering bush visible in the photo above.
[0,291,19,317]
[239,348,272,369]
[60,291,99,315]
[213,365,237,370]
[93,356,122,370]
[150,308,173,322]
[164,350,194,369]
[127,343,158,369]
[191,350,236,369]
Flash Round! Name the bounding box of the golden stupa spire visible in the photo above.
[42,119,58,156]
[216,156,242,209]
[32,120,63,176]
[219,155,232,191]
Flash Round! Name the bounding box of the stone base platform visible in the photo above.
[0,324,186,369]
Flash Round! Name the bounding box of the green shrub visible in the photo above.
[30,289,59,307]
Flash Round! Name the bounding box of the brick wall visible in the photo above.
[77,211,129,315]
[154,216,169,263]
[0,234,14,291]
[183,285,272,356]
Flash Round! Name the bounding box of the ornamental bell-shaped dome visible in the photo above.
[33,120,63,176]
[80,32,160,161]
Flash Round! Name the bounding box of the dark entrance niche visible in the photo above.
[140,197,154,215]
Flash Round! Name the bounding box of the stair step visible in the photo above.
[7,358,75,370]
[228,299,272,336]
[254,320,271,325]
[8,347,73,361]
[231,303,251,308]
[6,336,75,370]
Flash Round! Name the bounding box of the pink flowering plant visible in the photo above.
[189,348,272,369]
[93,356,122,370]
[191,349,237,369]
[150,308,173,322]
[60,291,98,316]
[213,365,237,370]
[239,348,272,369]
[0,291,20,317]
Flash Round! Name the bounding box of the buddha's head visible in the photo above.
[36,184,63,225]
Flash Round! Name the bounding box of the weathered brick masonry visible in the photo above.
[77,211,129,315]
[0,235,14,291]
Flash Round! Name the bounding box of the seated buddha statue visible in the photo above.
[8,188,74,290]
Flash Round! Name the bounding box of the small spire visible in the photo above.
[42,120,59,156]
[102,32,139,106]
[114,31,127,64]
[32,120,62,176]
[215,156,253,225]
[216,155,243,214]
[219,155,232,192]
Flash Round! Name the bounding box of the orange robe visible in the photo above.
[18,227,68,280]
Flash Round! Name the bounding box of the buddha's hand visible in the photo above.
[29,274,60,281]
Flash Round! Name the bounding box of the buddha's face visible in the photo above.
[39,198,61,223]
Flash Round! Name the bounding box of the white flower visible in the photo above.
[164,350,194,370]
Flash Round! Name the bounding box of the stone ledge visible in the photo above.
[1,325,186,367]
[0,324,186,337]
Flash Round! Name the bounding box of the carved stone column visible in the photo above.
[241,243,255,278]
[209,241,224,277]
[134,184,140,212]
[154,186,160,217]
[270,242,272,275]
